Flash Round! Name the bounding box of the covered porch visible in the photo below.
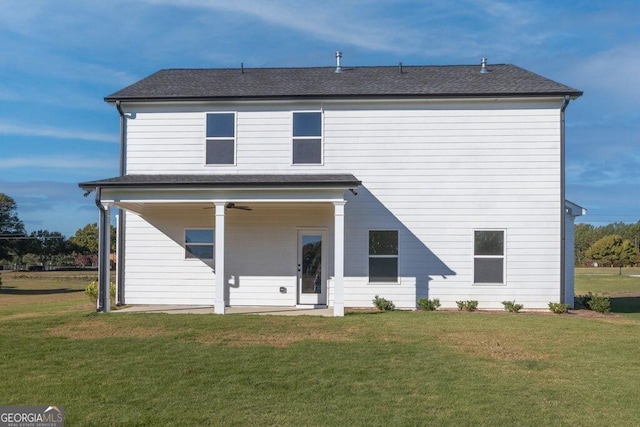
[79,174,360,317]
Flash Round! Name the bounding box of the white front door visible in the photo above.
[297,229,327,305]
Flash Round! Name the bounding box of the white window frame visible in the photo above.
[184,228,214,260]
[473,229,506,285]
[368,229,399,284]
[291,110,323,166]
[204,112,236,166]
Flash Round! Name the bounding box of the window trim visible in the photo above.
[472,229,506,285]
[291,110,324,166]
[184,228,214,260]
[368,229,400,284]
[204,112,237,166]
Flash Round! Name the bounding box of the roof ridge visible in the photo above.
[156,64,511,72]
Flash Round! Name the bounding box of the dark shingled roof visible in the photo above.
[105,65,582,102]
[79,174,361,190]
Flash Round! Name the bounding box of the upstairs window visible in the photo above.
[292,112,322,164]
[369,230,399,283]
[185,229,214,260]
[474,230,505,284]
[206,113,235,165]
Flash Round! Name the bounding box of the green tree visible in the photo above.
[0,193,26,259]
[574,223,598,266]
[71,223,99,254]
[70,223,116,254]
[26,230,68,267]
[585,234,638,275]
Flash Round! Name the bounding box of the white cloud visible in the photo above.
[0,121,116,144]
[0,155,115,170]
[565,43,640,106]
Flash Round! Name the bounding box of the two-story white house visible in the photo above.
[80,57,583,316]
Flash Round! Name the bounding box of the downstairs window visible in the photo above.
[185,229,214,260]
[474,230,505,284]
[369,230,398,283]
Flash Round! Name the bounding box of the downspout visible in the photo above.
[95,187,110,312]
[115,101,126,305]
[559,95,570,304]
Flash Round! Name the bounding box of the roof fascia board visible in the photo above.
[106,94,579,107]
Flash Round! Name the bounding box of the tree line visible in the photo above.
[0,193,114,270]
[575,222,640,269]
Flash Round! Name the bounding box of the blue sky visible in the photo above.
[1,0,638,237]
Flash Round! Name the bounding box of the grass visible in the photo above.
[1,269,640,425]
[575,267,640,317]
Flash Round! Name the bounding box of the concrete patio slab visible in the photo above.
[114,305,333,316]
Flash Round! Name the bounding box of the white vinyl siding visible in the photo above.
[124,205,334,307]
[123,98,563,309]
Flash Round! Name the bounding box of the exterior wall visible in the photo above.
[122,98,563,309]
[124,207,215,305]
[124,204,334,306]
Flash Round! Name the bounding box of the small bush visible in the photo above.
[548,302,569,314]
[417,298,440,311]
[456,300,478,312]
[110,282,116,307]
[587,295,611,314]
[85,281,98,303]
[502,300,523,313]
[574,292,593,309]
[372,295,395,312]
[85,281,117,307]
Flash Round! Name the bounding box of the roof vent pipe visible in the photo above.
[480,57,488,74]
[335,51,343,73]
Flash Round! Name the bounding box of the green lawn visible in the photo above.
[575,267,640,317]
[1,270,640,426]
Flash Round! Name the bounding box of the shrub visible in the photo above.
[456,300,478,312]
[372,295,395,312]
[110,282,116,307]
[85,281,117,307]
[417,298,440,311]
[574,292,593,309]
[85,281,98,303]
[587,295,611,314]
[548,302,569,314]
[575,292,611,314]
[502,300,523,313]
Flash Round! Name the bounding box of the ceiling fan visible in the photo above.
[203,202,252,211]
[225,202,252,211]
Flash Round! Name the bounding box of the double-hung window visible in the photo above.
[206,113,235,165]
[369,230,398,283]
[185,229,214,260]
[292,112,322,164]
[473,230,505,284]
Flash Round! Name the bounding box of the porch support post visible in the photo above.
[333,201,346,317]
[97,201,111,313]
[214,202,226,314]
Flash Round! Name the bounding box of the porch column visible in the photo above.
[214,202,226,314]
[97,202,111,313]
[333,201,346,317]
